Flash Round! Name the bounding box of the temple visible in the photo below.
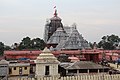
[44,10,64,43]
[44,9,90,50]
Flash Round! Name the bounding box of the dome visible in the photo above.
[50,16,61,21]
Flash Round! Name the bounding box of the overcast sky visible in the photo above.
[0,0,120,46]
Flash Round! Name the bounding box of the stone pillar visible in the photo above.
[66,70,68,75]
[77,70,79,75]
[98,69,100,73]
[87,69,89,73]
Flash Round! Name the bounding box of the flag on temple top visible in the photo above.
[54,6,56,9]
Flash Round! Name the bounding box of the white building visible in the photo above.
[35,47,59,78]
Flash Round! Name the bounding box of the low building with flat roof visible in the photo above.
[9,63,30,76]
[59,61,109,76]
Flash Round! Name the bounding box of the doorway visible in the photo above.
[45,66,49,75]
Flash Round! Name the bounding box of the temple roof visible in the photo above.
[63,26,76,36]
[50,16,61,21]
[35,47,59,63]
[60,61,109,70]
[47,27,69,44]
[56,28,90,50]
[45,10,90,50]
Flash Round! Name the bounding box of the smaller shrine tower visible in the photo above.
[35,47,59,78]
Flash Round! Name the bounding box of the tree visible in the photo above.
[18,37,46,50]
[31,38,46,50]
[89,42,94,49]
[98,34,120,50]
[4,45,11,50]
[18,37,31,50]
[11,43,19,50]
[0,42,4,55]
[89,42,98,49]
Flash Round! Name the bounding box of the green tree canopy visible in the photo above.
[19,37,31,49]
[98,34,120,50]
[18,37,46,50]
[31,38,45,50]
[4,45,11,50]
[0,42,4,55]
[0,42,11,55]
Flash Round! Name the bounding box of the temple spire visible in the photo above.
[54,9,57,17]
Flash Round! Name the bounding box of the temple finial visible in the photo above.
[53,6,57,17]
[54,9,57,17]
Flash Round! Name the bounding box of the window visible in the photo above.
[14,67,16,70]
[9,68,12,74]
[24,67,27,70]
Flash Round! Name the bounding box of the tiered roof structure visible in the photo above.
[46,10,64,41]
[35,47,59,77]
[57,27,90,50]
[35,47,59,63]
[47,27,68,45]
[44,9,90,50]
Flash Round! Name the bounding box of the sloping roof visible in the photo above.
[35,47,59,64]
[68,57,79,60]
[55,40,66,50]
[63,26,75,36]
[0,59,9,65]
[50,16,61,21]
[61,28,90,50]
[60,61,109,70]
[4,50,41,55]
[47,27,69,44]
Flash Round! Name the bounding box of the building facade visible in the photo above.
[9,63,30,76]
[35,47,59,78]
[0,59,9,79]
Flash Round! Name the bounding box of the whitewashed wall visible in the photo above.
[9,74,120,80]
